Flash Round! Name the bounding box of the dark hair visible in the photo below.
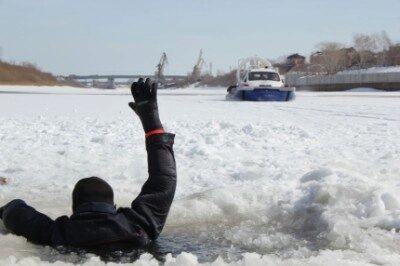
[72,176,114,212]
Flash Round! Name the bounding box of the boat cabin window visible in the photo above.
[248,72,280,81]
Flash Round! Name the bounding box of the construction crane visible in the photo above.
[192,49,206,80]
[155,52,168,83]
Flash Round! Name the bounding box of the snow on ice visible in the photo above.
[339,65,400,74]
[0,86,400,265]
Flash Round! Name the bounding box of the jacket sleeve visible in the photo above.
[131,133,177,240]
[1,199,55,245]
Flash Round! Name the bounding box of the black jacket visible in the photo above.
[0,133,176,248]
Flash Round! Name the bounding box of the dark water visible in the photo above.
[33,227,248,264]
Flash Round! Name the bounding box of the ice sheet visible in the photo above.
[0,86,400,265]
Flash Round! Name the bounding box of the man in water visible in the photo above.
[0,78,176,248]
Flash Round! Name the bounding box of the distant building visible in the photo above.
[275,53,307,73]
[286,53,306,68]
[387,45,400,65]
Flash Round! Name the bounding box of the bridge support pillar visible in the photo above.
[107,77,115,89]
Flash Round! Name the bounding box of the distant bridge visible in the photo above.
[63,74,187,89]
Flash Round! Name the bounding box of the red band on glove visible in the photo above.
[145,128,165,138]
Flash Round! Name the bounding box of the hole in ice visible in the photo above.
[19,230,245,264]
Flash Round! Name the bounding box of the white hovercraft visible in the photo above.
[226,57,295,101]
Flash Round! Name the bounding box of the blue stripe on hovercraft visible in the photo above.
[242,89,292,101]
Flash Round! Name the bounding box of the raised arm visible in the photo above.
[128,78,177,240]
[0,199,55,245]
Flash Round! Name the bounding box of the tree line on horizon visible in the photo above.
[197,31,400,87]
[276,31,400,75]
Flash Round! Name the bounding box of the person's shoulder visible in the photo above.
[116,207,133,214]
[116,207,141,220]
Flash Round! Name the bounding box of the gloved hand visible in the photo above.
[129,78,163,133]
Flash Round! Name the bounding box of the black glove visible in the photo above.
[129,78,163,133]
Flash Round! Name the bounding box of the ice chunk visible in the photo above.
[300,168,333,183]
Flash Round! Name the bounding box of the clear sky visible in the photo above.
[0,0,399,75]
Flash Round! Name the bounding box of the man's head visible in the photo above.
[72,176,114,212]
